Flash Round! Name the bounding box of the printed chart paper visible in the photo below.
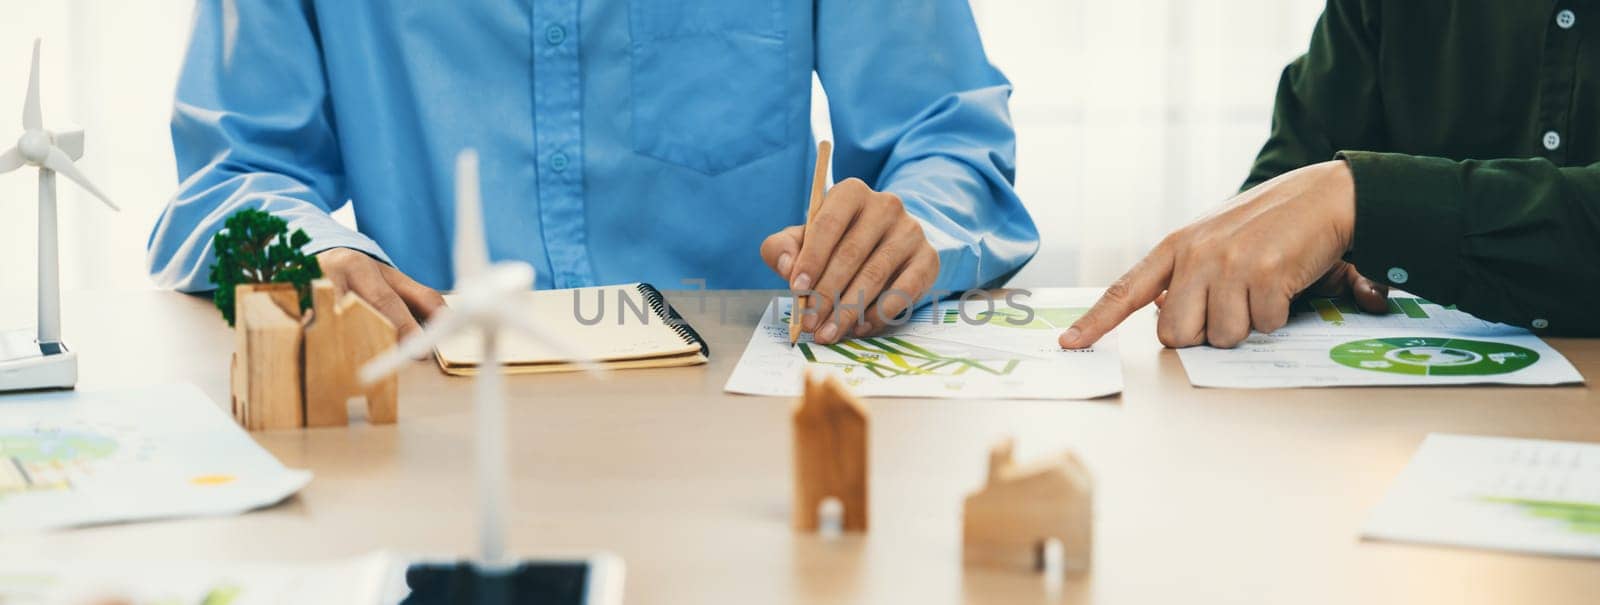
[725,289,1121,399]
[1363,434,1600,559]
[1176,295,1584,388]
[0,383,311,532]
[0,552,396,605]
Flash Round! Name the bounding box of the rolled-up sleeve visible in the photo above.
[1339,151,1600,335]
[815,0,1038,295]
[146,0,389,293]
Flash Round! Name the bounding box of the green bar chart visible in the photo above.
[1310,298,1345,323]
[1394,297,1430,319]
[1305,296,1456,325]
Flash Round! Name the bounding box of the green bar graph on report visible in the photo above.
[1310,298,1344,323]
[1393,297,1431,319]
[1306,296,1450,323]
[1482,496,1600,535]
[796,336,1020,380]
[940,306,1088,330]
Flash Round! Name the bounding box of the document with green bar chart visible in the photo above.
[1363,434,1600,559]
[724,289,1122,399]
[1176,294,1583,388]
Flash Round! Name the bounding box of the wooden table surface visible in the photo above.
[5,289,1599,604]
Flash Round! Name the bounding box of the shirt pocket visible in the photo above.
[629,0,790,175]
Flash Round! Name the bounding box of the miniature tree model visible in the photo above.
[208,209,322,326]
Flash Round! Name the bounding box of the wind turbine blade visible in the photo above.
[43,148,118,211]
[359,348,416,386]
[453,149,489,285]
[359,308,469,383]
[24,39,42,131]
[497,305,608,376]
[53,128,83,161]
[0,147,22,173]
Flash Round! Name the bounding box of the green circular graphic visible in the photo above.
[1329,337,1539,376]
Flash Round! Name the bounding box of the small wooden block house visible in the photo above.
[231,279,398,430]
[962,438,1093,574]
[792,371,869,532]
[303,280,398,426]
[231,285,303,430]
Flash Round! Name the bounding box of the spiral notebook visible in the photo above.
[433,283,709,375]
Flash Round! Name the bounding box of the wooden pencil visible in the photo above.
[790,140,833,346]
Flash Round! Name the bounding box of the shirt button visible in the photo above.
[545,24,567,45]
[550,152,569,172]
[1557,9,1577,29]
[1532,318,1550,329]
[1543,130,1562,150]
[1386,267,1410,284]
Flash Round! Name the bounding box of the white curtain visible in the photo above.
[0,0,1326,293]
[0,0,191,293]
[970,0,1327,287]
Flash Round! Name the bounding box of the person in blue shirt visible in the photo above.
[146,1,1038,344]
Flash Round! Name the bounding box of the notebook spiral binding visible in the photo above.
[636,283,710,358]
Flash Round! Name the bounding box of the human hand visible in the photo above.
[1150,260,1388,314]
[1060,160,1370,349]
[316,248,445,339]
[760,178,941,344]
[1303,260,1390,312]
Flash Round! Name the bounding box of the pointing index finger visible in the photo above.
[1059,244,1176,349]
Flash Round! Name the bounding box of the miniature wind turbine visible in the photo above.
[0,39,118,392]
[361,149,597,565]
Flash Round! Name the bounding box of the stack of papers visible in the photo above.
[1363,434,1600,558]
[725,289,1122,399]
[1177,295,1584,388]
[0,383,310,532]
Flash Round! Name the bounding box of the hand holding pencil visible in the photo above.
[789,141,833,346]
[760,141,942,346]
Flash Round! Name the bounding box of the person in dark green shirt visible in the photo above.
[1060,0,1600,349]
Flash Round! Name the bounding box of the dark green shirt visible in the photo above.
[1245,0,1600,336]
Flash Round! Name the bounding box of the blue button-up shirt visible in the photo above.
[147,0,1039,293]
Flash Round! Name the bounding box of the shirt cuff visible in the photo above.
[292,215,394,268]
[1337,150,1464,299]
[894,190,980,298]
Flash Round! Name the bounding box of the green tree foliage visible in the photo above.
[208,209,323,326]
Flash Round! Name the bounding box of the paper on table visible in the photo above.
[724,289,1122,400]
[1175,294,1584,388]
[0,383,310,533]
[0,552,397,605]
[1363,434,1600,559]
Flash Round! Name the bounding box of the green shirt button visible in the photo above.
[1557,10,1576,29]
[1543,131,1561,150]
[1386,267,1409,284]
[1532,318,1550,329]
